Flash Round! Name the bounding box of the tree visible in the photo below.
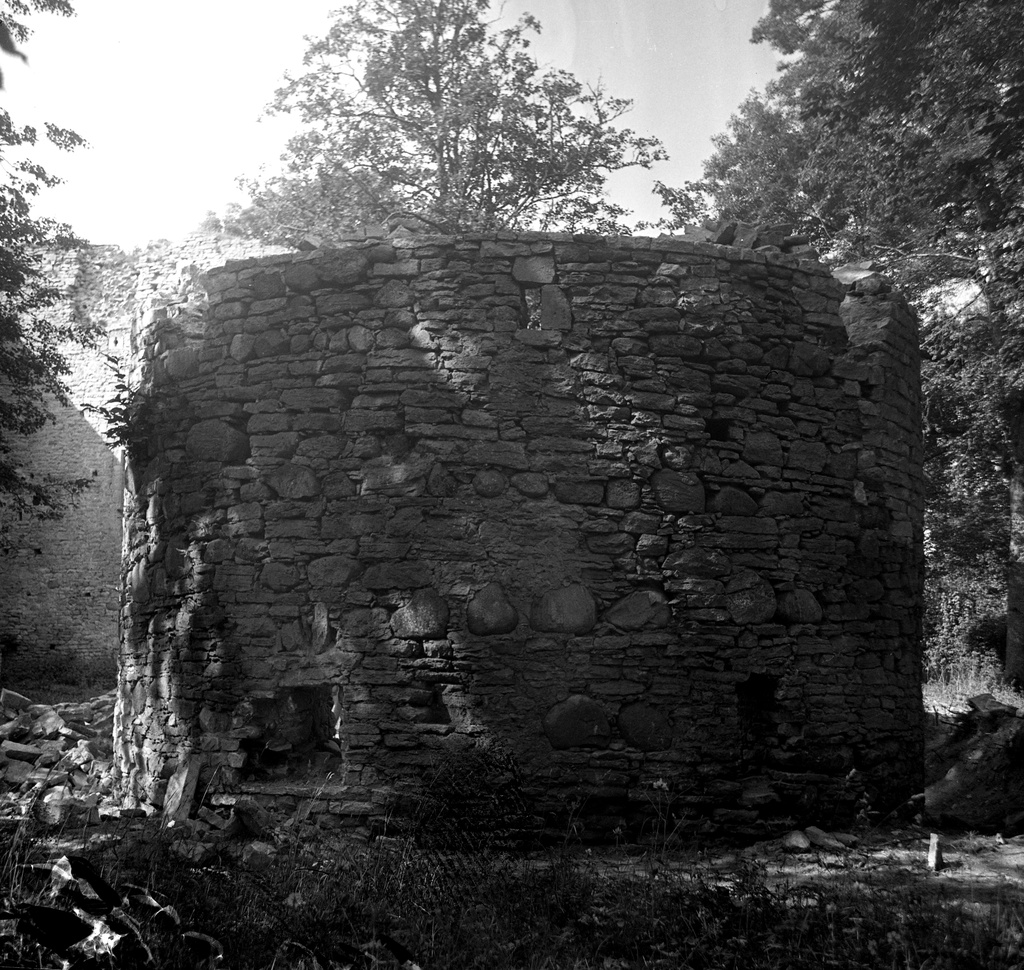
[652,3,943,278]
[657,0,1024,679]
[231,0,666,244]
[0,0,89,537]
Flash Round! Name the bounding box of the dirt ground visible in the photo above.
[675,706,1024,907]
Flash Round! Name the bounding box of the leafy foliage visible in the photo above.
[0,0,91,537]
[651,8,946,277]
[81,354,156,467]
[230,0,666,244]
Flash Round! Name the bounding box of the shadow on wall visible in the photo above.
[0,402,123,688]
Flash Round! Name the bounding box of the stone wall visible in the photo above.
[0,234,288,682]
[114,231,924,839]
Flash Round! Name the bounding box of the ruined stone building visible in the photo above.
[2,229,924,838]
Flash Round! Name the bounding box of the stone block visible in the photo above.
[724,571,777,624]
[531,583,597,634]
[163,757,201,822]
[427,463,458,497]
[606,479,641,509]
[510,473,548,497]
[362,562,433,590]
[317,291,373,315]
[781,830,812,852]
[787,440,828,473]
[789,341,830,377]
[186,420,249,462]
[603,590,671,631]
[804,826,846,851]
[543,695,610,749]
[636,535,669,557]
[375,280,415,307]
[0,689,32,712]
[663,547,731,578]
[649,469,705,513]
[617,703,672,751]
[473,469,508,497]
[1,740,43,763]
[253,330,291,358]
[284,262,320,292]
[319,250,370,286]
[165,347,200,379]
[307,556,362,591]
[744,431,784,466]
[709,487,759,516]
[554,480,605,505]
[35,788,74,827]
[649,335,703,357]
[281,388,346,410]
[260,562,299,591]
[467,583,520,636]
[513,255,555,283]
[0,714,30,741]
[2,758,32,785]
[265,463,320,498]
[390,589,450,640]
[32,708,66,739]
[586,533,635,555]
[777,589,823,624]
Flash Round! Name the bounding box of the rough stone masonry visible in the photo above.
[115,229,924,840]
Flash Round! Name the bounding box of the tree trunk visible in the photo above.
[1008,457,1024,682]
[1007,393,1024,681]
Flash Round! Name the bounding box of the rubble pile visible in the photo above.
[925,692,1024,833]
[677,218,822,260]
[0,687,117,826]
[0,687,335,865]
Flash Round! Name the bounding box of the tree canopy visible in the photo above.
[656,0,1024,676]
[230,0,666,244]
[0,0,90,538]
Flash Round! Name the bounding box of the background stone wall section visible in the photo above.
[0,234,288,680]
[114,231,924,839]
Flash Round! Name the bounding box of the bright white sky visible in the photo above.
[2,0,778,249]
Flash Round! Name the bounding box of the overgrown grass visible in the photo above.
[5,813,1024,969]
[922,650,1024,715]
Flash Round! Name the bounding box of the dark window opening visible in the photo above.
[520,287,542,329]
[241,684,344,781]
[705,418,732,441]
[408,686,451,725]
[736,673,780,768]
